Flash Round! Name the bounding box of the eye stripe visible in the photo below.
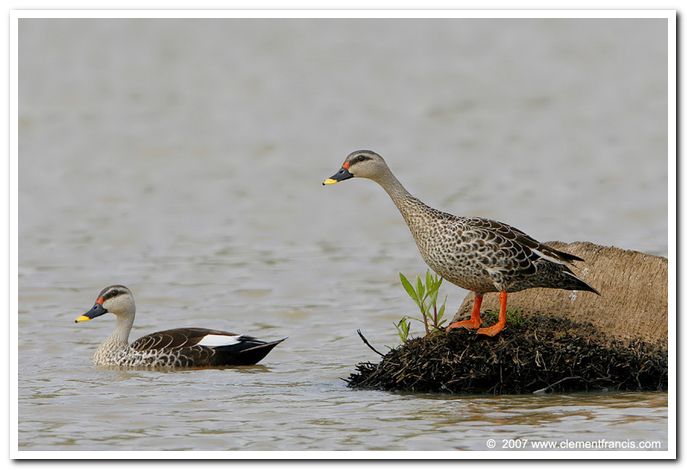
[103,289,120,300]
[96,285,129,303]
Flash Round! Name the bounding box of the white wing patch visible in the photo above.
[197,334,242,347]
[532,248,566,266]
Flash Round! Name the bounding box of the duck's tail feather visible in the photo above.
[213,337,286,366]
[562,271,600,295]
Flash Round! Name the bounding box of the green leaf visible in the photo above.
[428,283,439,304]
[395,317,411,343]
[416,275,425,301]
[399,273,418,303]
[438,302,446,322]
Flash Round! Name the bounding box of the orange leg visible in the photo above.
[446,293,483,331]
[476,291,508,337]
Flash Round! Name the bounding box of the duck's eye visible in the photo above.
[355,155,368,163]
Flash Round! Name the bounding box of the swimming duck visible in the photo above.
[75,285,285,368]
[323,150,599,337]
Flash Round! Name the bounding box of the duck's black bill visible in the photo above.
[322,167,353,185]
[75,303,108,323]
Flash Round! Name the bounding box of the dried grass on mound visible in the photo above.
[346,312,667,394]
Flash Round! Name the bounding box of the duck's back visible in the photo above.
[130,328,284,368]
[401,204,595,294]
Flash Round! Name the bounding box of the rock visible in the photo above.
[450,241,667,344]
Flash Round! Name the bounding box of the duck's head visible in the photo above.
[75,285,136,323]
[322,150,390,185]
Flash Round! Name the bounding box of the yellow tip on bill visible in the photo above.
[323,179,338,185]
[75,315,91,323]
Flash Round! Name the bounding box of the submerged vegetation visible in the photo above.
[349,311,668,395]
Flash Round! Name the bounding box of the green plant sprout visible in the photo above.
[397,271,448,342]
[395,316,411,343]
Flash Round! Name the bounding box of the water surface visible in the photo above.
[18,18,669,452]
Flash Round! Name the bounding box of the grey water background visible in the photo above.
[18,19,668,451]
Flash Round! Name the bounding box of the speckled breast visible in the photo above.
[406,216,499,294]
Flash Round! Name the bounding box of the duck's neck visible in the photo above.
[373,168,432,224]
[97,313,134,354]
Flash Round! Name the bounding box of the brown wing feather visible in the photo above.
[463,217,583,264]
[130,328,239,352]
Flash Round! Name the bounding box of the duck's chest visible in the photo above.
[405,218,497,292]
[406,216,466,264]
[92,342,181,368]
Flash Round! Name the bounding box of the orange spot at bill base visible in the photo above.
[342,161,350,170]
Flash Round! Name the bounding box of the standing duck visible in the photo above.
[75,285,285,368]
[323,150,599,337]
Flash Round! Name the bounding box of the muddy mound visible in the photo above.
[452,242,668,344]
[347,312,667,394]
